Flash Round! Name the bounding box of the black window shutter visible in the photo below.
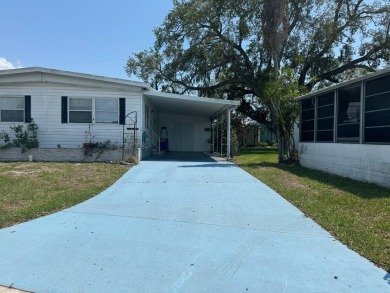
[119,98,126,125]
[61,96,68,123]
[24,96,31,123]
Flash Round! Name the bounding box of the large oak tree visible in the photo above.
[126,0,390,163]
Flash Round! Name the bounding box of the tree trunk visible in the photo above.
[277,128,285,164]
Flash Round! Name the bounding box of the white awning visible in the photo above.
[143,91,239,118]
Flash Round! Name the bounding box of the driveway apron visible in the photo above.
[0,158,388,292]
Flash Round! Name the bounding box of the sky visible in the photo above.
[1,0,174,80]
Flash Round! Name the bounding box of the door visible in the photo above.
[170,122,194,151]
[182,122,194,151]
[171,122,183,151]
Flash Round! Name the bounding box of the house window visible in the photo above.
[337,84,361,143]
[300,97,315,142]
[365,75,390,143]
[316,92,334,142]
[69,98,93,123]
[0,97,25,122]
[95,99,118,124]
[68,98,119,124]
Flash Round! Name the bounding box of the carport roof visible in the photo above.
[143,91,239,118]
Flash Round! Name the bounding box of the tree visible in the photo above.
[126,0,390,163]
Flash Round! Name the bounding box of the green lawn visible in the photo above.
[236,147,390,271]
[0,162,130,228]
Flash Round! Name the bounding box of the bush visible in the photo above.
[289,149,299,165]
[125,156,139,165]
[0,120,39,153]
[0,131,12,149]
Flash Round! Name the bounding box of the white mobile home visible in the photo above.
[0,67,238,161]
[297,67,390,188]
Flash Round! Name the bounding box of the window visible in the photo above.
[316,92,334,142]
[299,72,390,145]
[365,75,390,143]
[300,97,315,142]
[337,84,361,143]
[69,98,92,123]
[0,97,25,122]
[68,98,119,124]
[95,99,118,123]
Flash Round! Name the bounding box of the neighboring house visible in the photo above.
[0,67,238,161]
[297,67,390,188]
[241,123,275,147]
[242,123,260,147]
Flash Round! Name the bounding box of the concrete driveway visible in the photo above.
[0,155,388,292]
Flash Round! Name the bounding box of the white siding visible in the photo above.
[0,83,143,149]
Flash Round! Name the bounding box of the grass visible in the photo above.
[0,162,130,228]
[236,147,390,271]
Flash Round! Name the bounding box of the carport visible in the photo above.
[143,91,239,159]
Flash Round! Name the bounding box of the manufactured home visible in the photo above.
[0,67,238,161]
[297,67,390,188]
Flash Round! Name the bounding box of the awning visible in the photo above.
[143,91,239,117]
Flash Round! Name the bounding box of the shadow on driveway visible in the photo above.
[179,163,235,168]
[146,151,217,162]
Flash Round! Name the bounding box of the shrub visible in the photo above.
[0,120,39,153]
[0,131,12,149]
[125,156,139,165]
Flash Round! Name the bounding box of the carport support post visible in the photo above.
[227,108,231,160]
[211,118,215,153]
[220,114,223,157]
[216,116,219,154]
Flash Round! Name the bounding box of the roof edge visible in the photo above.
[144,90,240,106]
[0,67,152,90]
[298,66,390,100]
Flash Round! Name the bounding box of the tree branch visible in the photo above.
[237,98,275,131]
[168,77,244,92]
[305,40,389,90]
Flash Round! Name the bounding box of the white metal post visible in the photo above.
[211,119,215,153]
[216,115,219,154]
[227,108,231,160]
[220,114,223,157]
